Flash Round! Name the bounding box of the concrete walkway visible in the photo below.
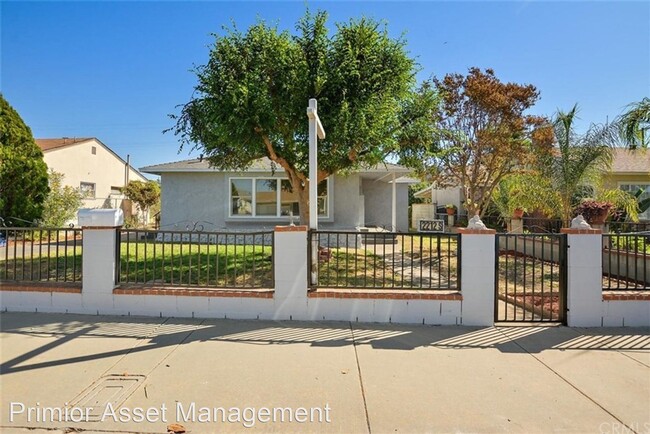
[0,312,648,433]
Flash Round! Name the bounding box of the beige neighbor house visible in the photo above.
[35,137,148,224]
[412,148,650,226]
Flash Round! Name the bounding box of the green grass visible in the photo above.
[0,250,83,282]
[119,241,273,287]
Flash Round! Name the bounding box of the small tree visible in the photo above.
[410,68,553,216]
[40,170,84,227]
[170,11,438,224]
[618,97,650,149]
[0,94,49,225]
[123,180,160,227]
[535,105,620,224]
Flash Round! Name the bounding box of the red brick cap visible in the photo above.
[456,228,496,234]
[274,225,308,232]
[560,228,602,234]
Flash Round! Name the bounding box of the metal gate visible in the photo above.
[495,234,567,323]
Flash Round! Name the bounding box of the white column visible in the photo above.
[459,229,496,326]
[273,226,309,320]
[82,228,119,295]
[562,229,603,327]
[391,172,397,231]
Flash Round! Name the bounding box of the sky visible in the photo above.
[1,1,649,178]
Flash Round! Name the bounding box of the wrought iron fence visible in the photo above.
[609,221,650,234]
[602,233,649,290]
[309,230,460,290]
[117,229,274,288]
[0,227,83,283]
[495,234,567,322]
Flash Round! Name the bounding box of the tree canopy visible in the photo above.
[170,10,438,223]
[123,180,160,226]
[404,68,553,216]
[617,97,650,149]
[40,170,84,227]
[0,94,49,226]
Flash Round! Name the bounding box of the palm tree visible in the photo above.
[538,105,616,224]
[618,97,650,149]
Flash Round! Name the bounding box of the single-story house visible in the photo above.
[140,158,415,232]
[36,137,148,223]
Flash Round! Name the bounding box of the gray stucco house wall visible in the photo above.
[143,158,413,232]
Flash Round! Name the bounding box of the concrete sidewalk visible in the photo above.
[0,312,648,434]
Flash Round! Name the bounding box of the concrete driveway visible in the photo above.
[0,312,648,433]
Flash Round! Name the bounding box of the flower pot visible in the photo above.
[446,208,456,216]
[512,208,525,219]
[589,209,609,225]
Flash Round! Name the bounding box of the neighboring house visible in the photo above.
[602,148,650,220]
[36,137,148,222]
[140,158,414,232]
[413,148,650,223]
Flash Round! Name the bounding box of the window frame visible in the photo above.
[80,182,96,199]
[618,182,650,220]
[227,176,331,219]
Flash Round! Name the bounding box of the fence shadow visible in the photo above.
[1,313,648,376]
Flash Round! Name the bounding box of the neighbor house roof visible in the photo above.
[140,157,412,176]
[610,148,650,174]
[36,137,95,152]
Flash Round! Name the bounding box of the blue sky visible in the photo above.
[2,1,648,176]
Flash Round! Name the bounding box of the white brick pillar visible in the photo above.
[79,209,123,297]
[509,217,523,234]
[272,225,309,320]
[561,228,603,327]
[458,228,496,326]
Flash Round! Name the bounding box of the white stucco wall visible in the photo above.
[43,139,147,212]
[159,171,373,230]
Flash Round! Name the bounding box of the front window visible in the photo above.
[229,177,328,218]
[620,184,650,220]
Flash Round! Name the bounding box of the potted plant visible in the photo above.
[512,207,526,219]
[445,204,457,215]
[574,200,613,225]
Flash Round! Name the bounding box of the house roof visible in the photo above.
[140,157,412,176]
[36,137,148,181]
[611,148,650,174]
[36,137,95,152]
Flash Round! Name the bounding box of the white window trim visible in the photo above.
[618,182,650,219]
[80,182,96,199]
[228,176,331,219]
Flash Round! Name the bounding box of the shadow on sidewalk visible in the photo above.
[1,312,648,376]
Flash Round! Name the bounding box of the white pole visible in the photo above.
[308,99,319,230]
[307,98,325,286]
[391,172,397,231]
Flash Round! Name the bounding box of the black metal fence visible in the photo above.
[609,221,650,234]
[602,233,649,290]
[117,229,274,288]
[495,234,567,322]
[0,227,83,283]
[309,230,460,290]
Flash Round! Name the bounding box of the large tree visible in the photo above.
[170,11,438,224]
[0,94,49,226]
[405,68,553,216]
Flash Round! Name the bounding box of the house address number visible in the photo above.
[419,219,445,233]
